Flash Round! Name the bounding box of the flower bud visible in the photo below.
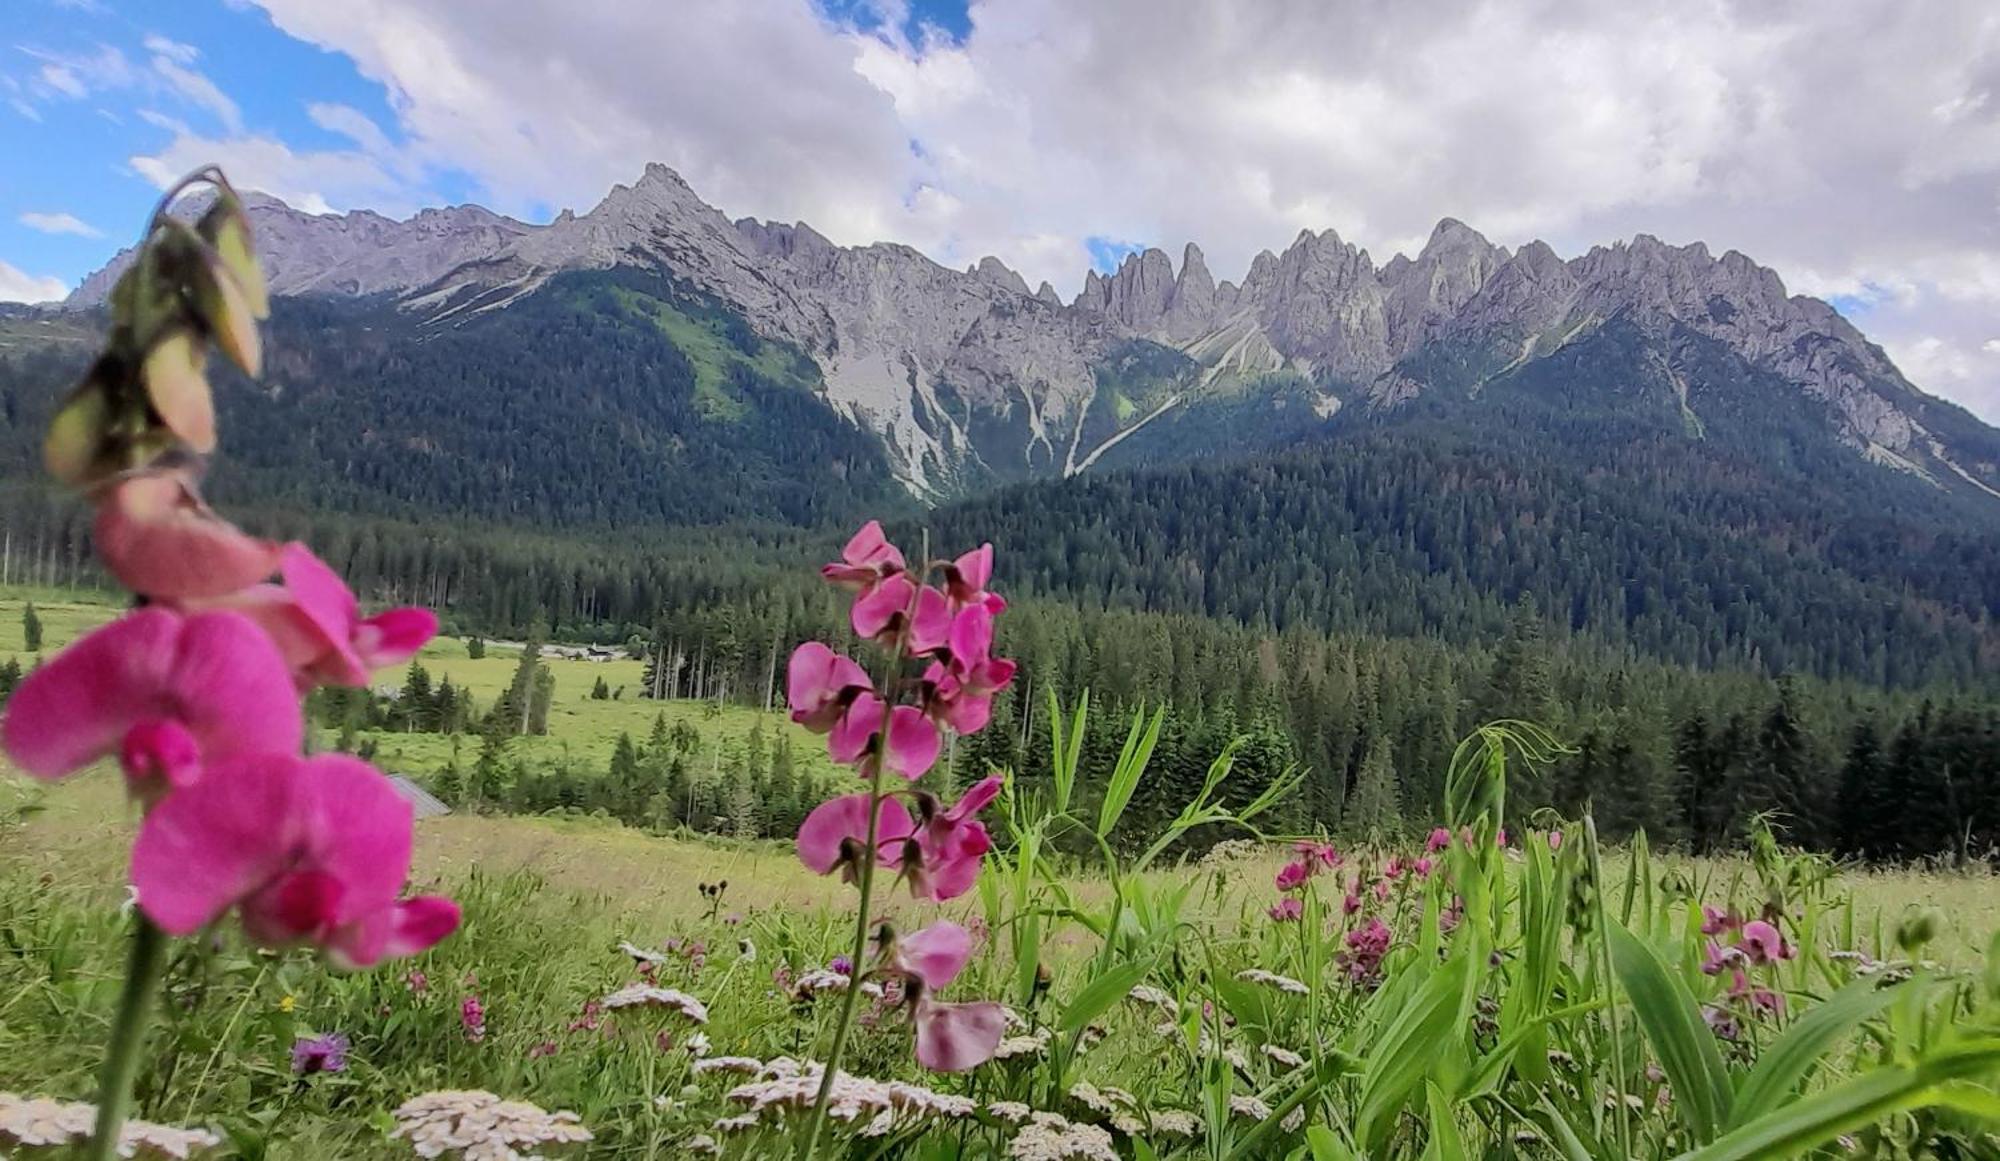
[141,329,217,453]
[43,366,116,486]
[1896,906,1943,955]
[198,197,270,319]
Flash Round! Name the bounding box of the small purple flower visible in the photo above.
[291,1033,349,1075]
[830,955,854,977]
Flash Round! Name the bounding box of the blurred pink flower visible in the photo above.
[914,998,1007,1072]
[893,921,973,991]
[1412,857,1435,879]
[129,752,459,968]
[198,543,435,688]
[1425,827,1452,854]
[93,470,283,601]
[1274,861,1311,892]
[821,521,905,589]
[901,776,1001,901]
[2,608,301,795]
[1701,906,1742,936]
[786,642,871,733]
[1738,920,1793,964]
[461,995,486,1041]
[1268,897,1304,922]
[1294,840,1341,869]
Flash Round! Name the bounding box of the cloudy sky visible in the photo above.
[3,0,1997,420]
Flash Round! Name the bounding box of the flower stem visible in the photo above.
[796,766,881,1160]
[89,914,169,1161]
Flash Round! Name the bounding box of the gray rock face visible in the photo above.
[60,164,1997,499]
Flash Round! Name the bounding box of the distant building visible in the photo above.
[387,774,452,819]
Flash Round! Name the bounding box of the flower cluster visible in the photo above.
[1700,907,1793,1038]
[0,1093,220,1159]
[389,1091,591,1160]
[1,174,456,972]
[787,521,1017,1080]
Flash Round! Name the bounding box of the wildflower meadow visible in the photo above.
[6,170,2000,1160]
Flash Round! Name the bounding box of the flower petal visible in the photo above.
[796,793,913,875]
[354,607,438,670]
[167,611,305,761]
[914,999,1007,1072]
[132,753,305,935]
[1,608,179,779]
[94,472,283,601]
[328,895,462,969]
[297,753,415,924]
[897,921,972,992]
[850,574,914,641]
[883,704,940,780]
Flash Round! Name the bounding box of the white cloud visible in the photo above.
[150,56,240,133]
[129,124,416,217]
[141,35,200,66]
[18,211,102,237]
[36,63,87,99]
[0,259,68,304]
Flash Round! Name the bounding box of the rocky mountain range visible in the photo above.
[64,163,2000,504]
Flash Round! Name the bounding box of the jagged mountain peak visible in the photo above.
[54,163,2000,504]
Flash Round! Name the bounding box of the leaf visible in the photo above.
[1354,948,1473,1150]
[1097,704,1163,838]
[1729,980,1903,1127]
[1535,1096,1598,1161]
[1607,919,1733,1144]
[188,243,263,377]
[1304,1126,1358,1161]
[1058,959,1154,1034]
[1422,1082,1468,1161]
[1675,1040,2000,1161]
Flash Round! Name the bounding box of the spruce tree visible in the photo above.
[21,601,41,653]
[1345,733,1402,842]
[1835,719,1890,859]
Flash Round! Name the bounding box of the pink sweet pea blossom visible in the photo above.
[1426,827,1453,854]
[199,543,436,688]
[2,608,301,795]
[1274,861,1311,892]
[1701,906,1742,937]
[1294,840,1342,870]
[92,470,283,601]
[914,999,1007,1072]
[828,693,941,780]
[923,605,1017,734]
[885,920,1005,1072]
[1413,857,1435,879]
[900,776,1003,901]
[795,793,914,883]
[786,642,871,733]
[821,521,906,589]
[851,575,951,654]
[1269,897,1304,922]
[941,544,1005,615]
[130,752,459,968]
[1738,920,1793,964]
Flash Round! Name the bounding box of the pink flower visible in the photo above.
[1547,831,1563,851]
[1383,857,1404,881]
[821,521,906,589]
[1701,939,1745,976]
[914,998,1007,1072]
[1700,906,1741,937]
[922,605,1017,733]
[461,995,487,1041]
[1268,897,1304,922]
[795,793,914,883]
[1738,920,1793,964]
[1425,827,1452,854]
[941,544,1006,615]
[1,608,301,795]
[92,469,285,601]
[1293,840,1342,869]
[198,544,435,688]
[893,920,974,991]
[900,776,1002,901]
[828,693,941,780]
[1342,892,1362,916]
[785,642,871,733]
[1413,857,1435,879]
[1725,970,1785,1016]
[1341,917,1393,982]
[129,752,460,968]
[851,575,951,654]
[1274,861,1311,892]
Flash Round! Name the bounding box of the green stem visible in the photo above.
[89,915,169,1161]
[797,769,883,1160]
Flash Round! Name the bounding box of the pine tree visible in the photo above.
[400,661,435,732]
[466,636,486,660]
[21,601,41,653]
[1755,677,1819,846]
[529,667,556,736]
[607,731,644,820]
[471,732,510,808]
[591,675,611,700]
[1345,733,1402,841]
[1835,719,1890,859]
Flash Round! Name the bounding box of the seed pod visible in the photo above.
[141,329,217,453]
[1896,906,1943,955]
[43,362,117,486]
[197,195,269,319]
[185,240,262,377]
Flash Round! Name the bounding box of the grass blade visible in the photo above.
[1607,919,1732,1143]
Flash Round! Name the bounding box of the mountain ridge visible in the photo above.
[59,163,2000,504]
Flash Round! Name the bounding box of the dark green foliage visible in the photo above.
[20,601,40,653]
